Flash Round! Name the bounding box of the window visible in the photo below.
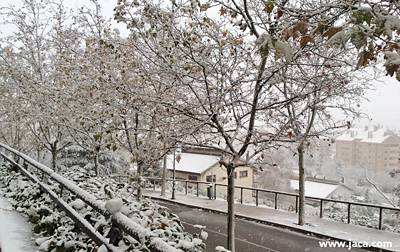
[188,175,198,181]
[234,172,237,179]
[206,175,216,182]
[239,171,248,178]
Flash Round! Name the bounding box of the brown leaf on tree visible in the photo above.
[293,19,309,35]
[176,154,181,163]
[356,50,373,70]
[219,7,227,16]
[322,27,343,40]
[277,9,283,19]
[263,2,274,14]
[281,28,293,41]
[300,35,315,48]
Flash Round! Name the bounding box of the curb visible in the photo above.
[144,193,395,252]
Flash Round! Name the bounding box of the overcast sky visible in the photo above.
[1,0,400,132]
[357,76,400,131]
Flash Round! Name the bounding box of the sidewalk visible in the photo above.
[0,195,37,252]
[142,189,400,252]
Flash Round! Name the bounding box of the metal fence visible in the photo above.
[0,143,166,252]
[141,177,400,231]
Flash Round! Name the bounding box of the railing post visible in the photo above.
[214,184,217,199]
[196,182,199,197]
[320,199,323,218]
[348,203,351,224]
[295,195,298,213]
[185,181,188,195]
[379,207,383,230]
[153,178,156,190]
[274,192,277,210]
[256,190,259,206]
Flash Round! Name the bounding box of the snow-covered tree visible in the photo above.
[57,144,128,175]
[113,0,396,250]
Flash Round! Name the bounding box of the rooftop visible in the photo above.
[336,127,399,144]
[290,179,352,199]
[166,152,220,175]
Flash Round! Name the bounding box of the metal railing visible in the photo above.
[141,177,400,231]
[0,143,169,252]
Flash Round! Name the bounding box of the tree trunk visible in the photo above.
[51,145,58,173]
[227,166,236,251]
[136,161,143,201]
[161,155,167,196]
[94,151,100,177]
[298,145,305,226]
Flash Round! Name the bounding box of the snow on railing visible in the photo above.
[0,142,173,252]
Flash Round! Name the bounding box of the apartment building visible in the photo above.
[336,126,400,173]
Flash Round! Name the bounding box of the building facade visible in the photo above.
[336,127,400,173]
[166,148,254,198]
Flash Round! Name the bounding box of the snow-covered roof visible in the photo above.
[336,127,398,144]
[290,180,347,199]
[166,153,220,175]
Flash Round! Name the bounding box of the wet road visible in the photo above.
[155,200,369,252]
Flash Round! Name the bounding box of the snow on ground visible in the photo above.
[0,195,38,252]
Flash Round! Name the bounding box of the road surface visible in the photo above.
[155,200,369,252]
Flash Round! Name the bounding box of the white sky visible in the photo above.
[357,76,400,131]
[1,0,400,132]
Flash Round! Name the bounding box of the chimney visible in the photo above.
[341,176,345,184]
[374,126,378,132]
[364,126,368,131]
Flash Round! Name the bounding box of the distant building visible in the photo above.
[166,148,254,198]
[290,177,354,206]
[335,126,400,173]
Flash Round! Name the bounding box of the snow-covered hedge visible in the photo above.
[325,203,400,234]
[0,162,207,252]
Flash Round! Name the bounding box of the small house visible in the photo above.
[166,148,254,198]
[290,177,353,206]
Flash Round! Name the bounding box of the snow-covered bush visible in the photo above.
[0,162,207,251]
